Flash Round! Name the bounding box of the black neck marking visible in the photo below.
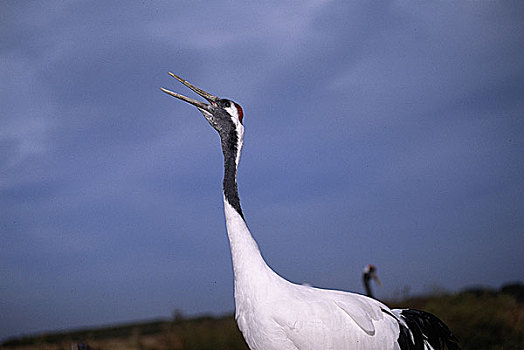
[363,273,374,298]
[220,123,244,220]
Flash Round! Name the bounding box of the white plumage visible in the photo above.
[217,111,402,348]
[225,200,403,349]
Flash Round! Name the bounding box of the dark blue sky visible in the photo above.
[2,1,523,341]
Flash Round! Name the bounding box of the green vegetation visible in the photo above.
[2,283,522,350]
[1,315,249,350]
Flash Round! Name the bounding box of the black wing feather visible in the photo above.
[396,309,460,350]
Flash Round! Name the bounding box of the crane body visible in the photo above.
[224,199,402,349]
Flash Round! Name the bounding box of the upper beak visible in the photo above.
[160,72,219,112]
[372,272,382,286]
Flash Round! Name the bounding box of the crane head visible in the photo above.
[161,73,244,137]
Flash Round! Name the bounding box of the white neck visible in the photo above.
[223,198,274,288]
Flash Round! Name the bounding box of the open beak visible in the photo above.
[160,72,219,112]
[372,272,382,287]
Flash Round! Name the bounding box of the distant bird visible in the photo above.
[362,264,460,349]
[161,73,460,350]
[363,264,382,299]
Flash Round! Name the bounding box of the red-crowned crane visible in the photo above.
[363,264,382,299]
[161,73,460,350]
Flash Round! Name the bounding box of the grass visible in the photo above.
[2,283,522,350]
[388,283,524,350]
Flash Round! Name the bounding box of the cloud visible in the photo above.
[2,0,524,340]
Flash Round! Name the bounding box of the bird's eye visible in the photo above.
[223,100,231,108]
